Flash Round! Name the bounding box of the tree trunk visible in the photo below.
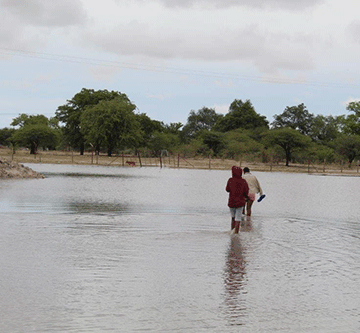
[30,142,37,155]
[285,150,291,166]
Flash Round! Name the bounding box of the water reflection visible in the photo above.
[66,201,130,214]
[241,216,253,232]
[44,172,136,178]
[223,235,247,326]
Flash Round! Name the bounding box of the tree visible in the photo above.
[182,107,222,140]
[0,127,15,146]
[215,99,268,132]
[347,101,360,116]
[11,114,49,127]
[264,128,311,166]
[340,106,360,136]
[335,135,360,167]
[10,114,59,154]
[271,103,314,135]
[136,113,164,147]
[56,88,130,154]
[309,115,340,144]
[164,122,183,135]
[80,96,141,156]
[201,131,225,156]
[305,142,337,163]
[148,132,179,156]
[224,129,263,159]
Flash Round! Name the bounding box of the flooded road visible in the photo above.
[1,164,360,332]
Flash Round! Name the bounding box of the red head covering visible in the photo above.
[231,166,242,178]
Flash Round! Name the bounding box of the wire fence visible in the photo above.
[1,147,360,176]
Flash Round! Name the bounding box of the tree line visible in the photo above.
[1,88,360,167]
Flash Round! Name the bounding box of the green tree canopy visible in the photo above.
[344,101,360,137]
[224,129,263,159]
[164,122,183,135]
[80,96,141,156]
[136,113,164,148]
[215,99,268,132]
[347,101,360,116]
[56,88,130,154]
[148,131,180,156]
[335,134,360,166]
[271,103,314,135]
[11,114,49,128]
[10,114,60,154]
[264,127,311,166]
[200,131,225,156]
[182,107,222,141]
[0,127,15,146]
[309,115,340,144]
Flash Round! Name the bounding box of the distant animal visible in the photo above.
[126,161,136,166]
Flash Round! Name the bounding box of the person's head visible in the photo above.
[231,165,242,178]
[243,167,250,174]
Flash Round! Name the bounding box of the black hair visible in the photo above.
[243,167,250,173]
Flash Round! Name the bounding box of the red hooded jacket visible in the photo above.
[226,166,249,208]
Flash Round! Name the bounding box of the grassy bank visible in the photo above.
[1,147,360,176]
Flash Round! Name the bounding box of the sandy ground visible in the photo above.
[0,157,44,179]
[1,147,359,177]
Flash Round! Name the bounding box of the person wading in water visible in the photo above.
[242,167,264,217]
[226,166,249,234]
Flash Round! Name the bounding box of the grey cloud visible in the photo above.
[118,0,324,10]
[348,21,360,44]
[0,0,87,26]
[0,11,44,49]
[83,22,315,73]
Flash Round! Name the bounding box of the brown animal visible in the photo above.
[126,161,136,166]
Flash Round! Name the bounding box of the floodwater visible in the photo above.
[1,164,360,333]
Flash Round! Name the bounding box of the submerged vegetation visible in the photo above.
[1,88,360,168]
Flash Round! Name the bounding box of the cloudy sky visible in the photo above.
[1,0,360,128]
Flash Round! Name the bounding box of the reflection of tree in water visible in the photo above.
[66,201,130,214]
[223,235,247,326]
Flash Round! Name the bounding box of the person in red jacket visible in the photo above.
[226,166,249,234]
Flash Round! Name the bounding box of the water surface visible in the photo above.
[1,164,360,332]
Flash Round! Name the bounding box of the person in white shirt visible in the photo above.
[242,167,263,216]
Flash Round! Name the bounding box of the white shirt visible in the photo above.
[243,173,263,195]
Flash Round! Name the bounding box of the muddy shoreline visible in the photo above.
[0,158,44,179]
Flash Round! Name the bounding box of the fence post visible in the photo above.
[209,155,211,169]
[178,154,180,168]
[323,158,326,173]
